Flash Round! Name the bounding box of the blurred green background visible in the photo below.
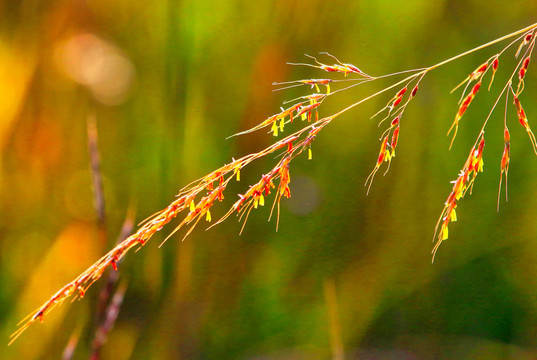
[2,1,537,359]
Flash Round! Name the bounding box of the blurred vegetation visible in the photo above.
[2,1,537,359]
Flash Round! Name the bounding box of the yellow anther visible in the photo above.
[441,226,449,240]
[271,122,278,136]
[450,209,457,222]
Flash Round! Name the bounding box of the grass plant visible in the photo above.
[10,21,537,346]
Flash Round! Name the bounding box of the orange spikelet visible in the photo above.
[390,126,400,157]
[519,56,531,80]
[500,144,510,175]
[410,84,419,98]
[471,62,488,81]
[448,81,481,148]
[396,87,408,98]
[377,136,388,165]
[364,136,390,194]
[296,103,321,122]
[392,95,403,109]
[514,95,537,154]
[516,56,531,94]
[473,138,485,173]
[516,33,533,57]
[300,79,332,94]
[391,127,400,148]
[488,56,499,90]
[498,127,511,210]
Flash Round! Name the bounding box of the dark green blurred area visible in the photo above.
[2,1,537,359]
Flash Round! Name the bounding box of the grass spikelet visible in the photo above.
[515,32,533,58]
[488,56,500,90]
